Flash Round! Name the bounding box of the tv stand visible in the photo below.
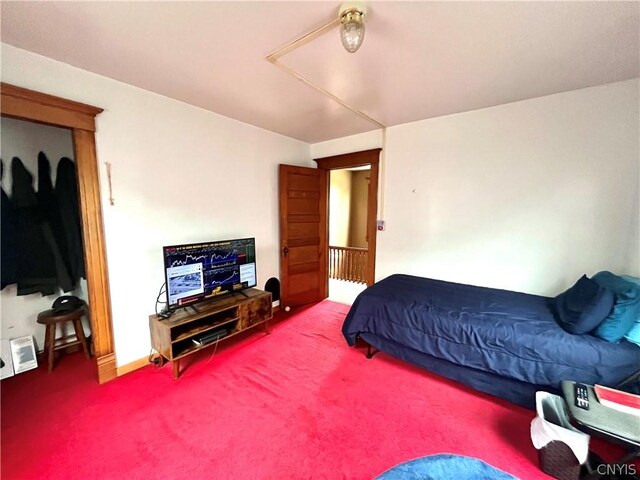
[149,288,272,379]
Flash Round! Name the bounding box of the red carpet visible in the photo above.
[0,301,623,479]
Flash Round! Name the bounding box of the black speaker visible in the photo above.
[264,277,280,301]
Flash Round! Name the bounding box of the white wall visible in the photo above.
[1,44,311,366]
[312,79,640,296]
[329,169,351,247]
[0,117,90,351]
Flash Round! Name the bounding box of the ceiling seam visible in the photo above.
[265,14,387,220]
[265,17,385,130]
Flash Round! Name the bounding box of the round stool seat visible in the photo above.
[37,308,84,325]
[37,306,91,372]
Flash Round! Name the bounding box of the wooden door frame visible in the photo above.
[1,83,117,383]
[314,148,381,287]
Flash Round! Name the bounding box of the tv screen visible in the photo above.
[163,238,257,308]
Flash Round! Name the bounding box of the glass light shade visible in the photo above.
[340,13,365,53]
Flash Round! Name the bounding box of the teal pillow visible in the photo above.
[591,271,640,343]
[621,275,640,347]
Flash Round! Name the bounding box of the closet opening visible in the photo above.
[1,117,92,378]
[0,83,115,384]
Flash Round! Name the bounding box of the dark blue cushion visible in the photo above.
[591,271,640,343]
[554,275,614,334]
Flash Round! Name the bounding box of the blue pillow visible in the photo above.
[620,275,640,347]
[591,272,640,343]
[554,275,614,335]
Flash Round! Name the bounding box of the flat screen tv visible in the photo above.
[163,237,257,308]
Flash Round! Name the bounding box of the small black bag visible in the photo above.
[52,295,84,313]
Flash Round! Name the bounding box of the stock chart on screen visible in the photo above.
[163,238,256,306]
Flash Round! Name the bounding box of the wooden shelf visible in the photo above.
[171,315,239,343]
[149,288,272,378]
[172,320,267,360]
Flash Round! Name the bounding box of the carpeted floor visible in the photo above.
[0,301,622,479]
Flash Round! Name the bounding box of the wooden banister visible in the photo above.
[329,246,368,284]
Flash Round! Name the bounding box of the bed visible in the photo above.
[342,274,640,408]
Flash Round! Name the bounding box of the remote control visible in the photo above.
[574,383,590,410]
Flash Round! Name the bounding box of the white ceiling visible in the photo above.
[1,1,638,143]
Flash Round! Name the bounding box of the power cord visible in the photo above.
[149,347,163,367]
[179,335,221,378]
[155,282,173,319]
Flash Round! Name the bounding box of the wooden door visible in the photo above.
[279,165,328,308]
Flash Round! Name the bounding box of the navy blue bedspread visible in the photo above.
[343,274,640,390]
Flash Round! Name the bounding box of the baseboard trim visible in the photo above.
[97,353,117,384]
[116,356,150,377]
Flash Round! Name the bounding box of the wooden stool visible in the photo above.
[37,308,91,372]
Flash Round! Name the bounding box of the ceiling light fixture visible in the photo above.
[339,4,366,53]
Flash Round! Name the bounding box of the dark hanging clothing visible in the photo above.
[38,152,74,292]
[56,157,85,282]
[11,157,57,296]
[1,160,18,289]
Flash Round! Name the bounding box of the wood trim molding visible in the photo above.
[1,83,116,384]
[1,83,103,132]
[366,162,379,285]
[97,353,117,382]
[73,129,115,382]
[314,149,381,286]
[314,148,381,170]
[319,168,329,298]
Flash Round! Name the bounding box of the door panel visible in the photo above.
[279,164,328,308]
[289,262,319,275]
[288,272,319,295]
[288,238,319,248]
[288,222,319,239]
[288,198,319,213]
[288,190,320,199]
[288,173,321,191]
[289,245,318,264]
[289,214,320,223]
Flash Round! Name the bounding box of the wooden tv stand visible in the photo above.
[149,288,272,378]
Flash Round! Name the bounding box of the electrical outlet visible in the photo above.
[377,220,386,231]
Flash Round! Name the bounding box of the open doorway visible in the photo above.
[1,117,92,377]
[314,148,381,305]
[327,166,369,304]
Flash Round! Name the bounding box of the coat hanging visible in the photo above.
[56,157,85,282]
[1,160,18,290]
[38,152,74,292]
[11,156,58,296]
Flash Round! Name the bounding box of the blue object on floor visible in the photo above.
[375,454,518,480]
